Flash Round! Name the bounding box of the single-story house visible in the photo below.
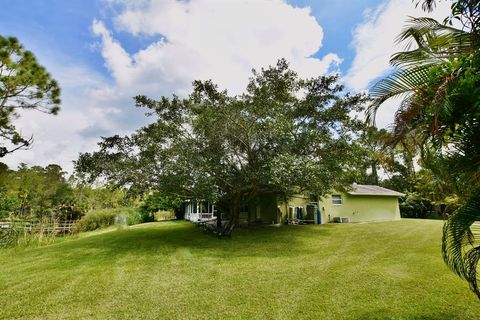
[184,184,404,224]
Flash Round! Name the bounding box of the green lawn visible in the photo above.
[1,220,479,319]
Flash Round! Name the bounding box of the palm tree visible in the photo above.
[369,1,480,298]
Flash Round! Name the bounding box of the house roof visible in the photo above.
[347,184,405,197]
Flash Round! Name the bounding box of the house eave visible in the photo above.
[347,192,405,197]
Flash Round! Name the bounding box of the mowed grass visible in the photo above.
[1,220,479,319]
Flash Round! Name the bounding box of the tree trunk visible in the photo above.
[222,194,241,236]
[216,208,222,232]
[371,161,379,185]
[403,149,416,192]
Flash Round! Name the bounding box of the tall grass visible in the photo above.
[0,218,62,249]
[74,207,143,232]
[0,208,144,249]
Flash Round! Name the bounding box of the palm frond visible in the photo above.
[390,49,441,68]
[443,189,480,298]
[368,15,473,126]
[393,17,472,67]
[367,65,432,124]
[390,97,428,144]
[414,0,436,13]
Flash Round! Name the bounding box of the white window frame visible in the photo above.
[332,195,343,205]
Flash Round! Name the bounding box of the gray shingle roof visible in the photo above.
[347,184,405,197]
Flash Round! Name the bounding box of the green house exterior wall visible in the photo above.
[277,195,312,223]
[319,193,401,223]
[254,191,401,224]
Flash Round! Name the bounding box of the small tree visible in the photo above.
[0,36,60,156]
[76,60,367,234]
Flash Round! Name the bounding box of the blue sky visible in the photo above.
[290,0,381,70]
[0,0,452,171]
[1,0,380,79]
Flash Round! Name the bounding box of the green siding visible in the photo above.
[277,195,312,223]
[319,193,401,223]
[252,190,401,225]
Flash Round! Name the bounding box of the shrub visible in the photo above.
[123,208,145,225]
[74,207,144,232]
[74,209,117,232]
[0,189,19,219]
[140,211,155,223]
[399,196,432,219]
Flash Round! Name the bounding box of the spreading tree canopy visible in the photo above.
[0,36,61,157]
[76,60,367,233]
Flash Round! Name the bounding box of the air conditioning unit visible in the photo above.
[341,217,350,223]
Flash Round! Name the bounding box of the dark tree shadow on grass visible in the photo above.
[21,221,333,270]
[356,309,463,320]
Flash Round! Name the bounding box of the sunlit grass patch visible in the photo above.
[0,219,479,319]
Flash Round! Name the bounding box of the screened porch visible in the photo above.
[184,201,216,221]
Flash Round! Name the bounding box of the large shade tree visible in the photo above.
[76,60,367,234]
[0,36,60,157]
[370,0,480,298]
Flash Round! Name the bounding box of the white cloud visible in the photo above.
[92,20,133,86]
[1,65,112,173]
[345,0,452,128]
[4,0,341,172]
[94,0,341,96]
[346,0,451,91]
[4,0,461,172]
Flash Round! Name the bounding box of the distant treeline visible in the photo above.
[0,159,458,223]
[0,162,135,221]
[0,162,184,224]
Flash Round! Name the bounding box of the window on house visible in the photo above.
[332,195,342,205]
